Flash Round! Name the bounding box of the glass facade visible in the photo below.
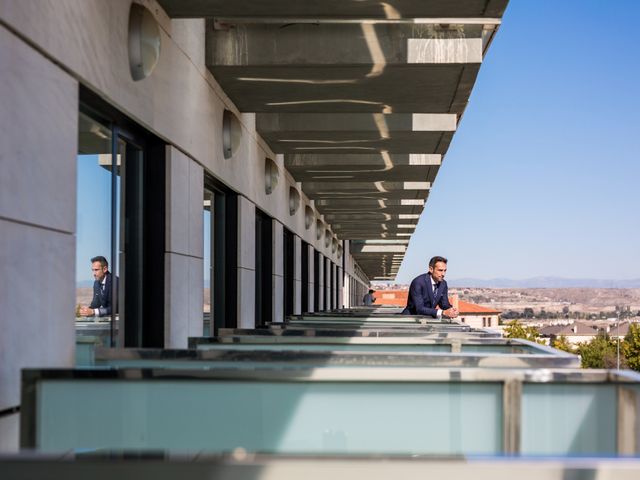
[76,112,120,346]
[203,189,213,335]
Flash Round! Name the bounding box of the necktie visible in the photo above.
[433,283,438,296]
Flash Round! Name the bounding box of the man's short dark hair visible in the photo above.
[91,256,108,268]
[429,256,448,268]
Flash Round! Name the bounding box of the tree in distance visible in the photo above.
[622,323,640,372]
[577,333,626,369]
[503,320,544,344]
[551,335,575,354]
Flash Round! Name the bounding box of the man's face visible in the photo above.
[429,261,447,282]
[91,261,108,282]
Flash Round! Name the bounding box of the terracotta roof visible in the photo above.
[372,290,408,307]
[457,300,500,314]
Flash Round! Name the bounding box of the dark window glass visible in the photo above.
[313,250,320,312]
[283,228,294,317]
[204,177,238,333]
[301,241,309,313]
[255,209,273,326]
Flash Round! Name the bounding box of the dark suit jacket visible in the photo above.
[401,273,452,317]
[89,272,116,317]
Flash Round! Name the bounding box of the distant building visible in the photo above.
[540,320,634,346]
[373,289,409,307]
[456,300,501,329]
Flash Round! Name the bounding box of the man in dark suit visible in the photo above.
[79,256,116,317]
[402,256,458,319]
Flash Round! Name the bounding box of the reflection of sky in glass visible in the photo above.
[76,154,111,283]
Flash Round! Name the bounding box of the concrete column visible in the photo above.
[237,196,255,328]
[0,26,77,451]
[164,146,204,348]
[293,236,302,315]
[307,245,315,313]
[272,220,284,323]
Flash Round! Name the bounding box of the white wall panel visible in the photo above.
[0,220,75,410]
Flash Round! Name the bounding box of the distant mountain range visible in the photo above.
[78,278,640,289]
[448,277,640,289]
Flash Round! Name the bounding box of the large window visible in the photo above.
[283,228,294,318]
[76,112,119,346]
[323,257,328,312]
[332,263,337,309]
[204,177,238,334]
[301,241,309,313]
[255,209,273,326]
[313,250,320,312]
[76,90,165,348]
[203,189,213,335]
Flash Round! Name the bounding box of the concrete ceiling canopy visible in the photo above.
[153,0,509,279]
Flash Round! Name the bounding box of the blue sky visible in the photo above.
[396,0,640,283]
[76,155,112,283]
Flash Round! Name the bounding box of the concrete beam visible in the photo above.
[286,153,441,183]
[334,234,410,241]
[328,216,418,226]
[331,222,416,231]
[334,231,411,237]
[209,24,484,66]
[287,153,440,167]
[207,23,483,113]
[158,1,508,19]
[350,244,407,254]
[332,230,415,239]
[301,165,439,184]
[315,198,425,207]
[302,181,430,200]
[322,212,420,222]
[319,208,424,217]
[321,206,423,216]
[353,239,410,245]
[258,113,455,154]
[259,114,456,133]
